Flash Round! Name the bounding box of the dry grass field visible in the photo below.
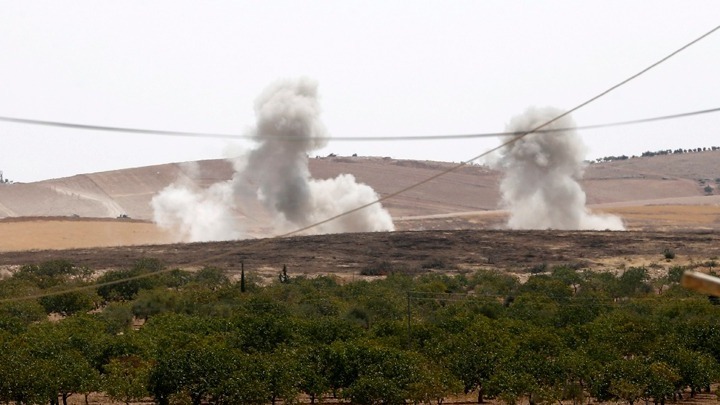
[0,217,173,252]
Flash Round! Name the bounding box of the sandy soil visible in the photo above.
[0,217,173,252]
[0,203,718,254]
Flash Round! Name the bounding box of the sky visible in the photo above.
[0,1,718,183]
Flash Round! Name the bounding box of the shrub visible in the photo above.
[420,257,448,270]
[361,261,394,276]
[667,266,685,283]
[96,259,165,302]
[529,262,548,274]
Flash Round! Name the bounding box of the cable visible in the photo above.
[1,23,718,304]
[0,106,719,142]
[277,23,720,237]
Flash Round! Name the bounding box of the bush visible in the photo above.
[667,266,685,283]
[663,248,676,260]
[39,288,99,316]
[96,259,165,302]
[14,260,88,288]
[420,257,448,270]
[361,261,398,276]
[529,262,548,274]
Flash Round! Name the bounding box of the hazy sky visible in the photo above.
[1,1,718,182]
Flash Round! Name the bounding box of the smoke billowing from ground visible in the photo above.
[152,78,394,242]
[490,106,624,230]
[151,181,239,242]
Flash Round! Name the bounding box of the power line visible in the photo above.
[0,106,718,142]
[0,23,718,304]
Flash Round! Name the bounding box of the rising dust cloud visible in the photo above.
[491,106,624,231]
[151,78,394,242]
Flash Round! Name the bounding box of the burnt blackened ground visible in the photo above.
[1,230,718,280]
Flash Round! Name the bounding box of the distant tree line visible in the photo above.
[0,258,720,404]
[595,145,720,163]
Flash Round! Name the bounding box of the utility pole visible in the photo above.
[406,291,411,348]
[240,261,246,293]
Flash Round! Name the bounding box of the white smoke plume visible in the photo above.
[151,78,394,241]
[238,78,394,234]
[151,162,240,242]
[491,106,624,231]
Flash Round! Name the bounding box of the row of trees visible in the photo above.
[594,145,720,162]
[0,259,719,404]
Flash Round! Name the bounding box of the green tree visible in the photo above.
[14,260,89,289]
[297,345,332,404]
[211,353,269,405]
[0,300,46,333]
[643,361,680,405]
[331,342,427,405]
[98,302,135,334]
[21,321,102,405]
[264,348,300,405]
[667,266,686,284]
[131,288,178,320]
[104,356,151,405]
[607,358,647,405]
[0,334,52,404]
[407,360,462,405]
[96,259,164,302]
[585,309,658,360]
[435,318,509,403]
[192,266,229,290]
[550,265,582,294]
[0,277,47,333]
[488,326,567,405]
[39,287,100,316]
[468,269,519,296]
[614,267,652,297]
[148,335,235,405]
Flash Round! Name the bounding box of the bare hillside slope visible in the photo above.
[0,150,718,222]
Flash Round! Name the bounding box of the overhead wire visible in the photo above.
[0,23,718,304]
[0,106,718,142]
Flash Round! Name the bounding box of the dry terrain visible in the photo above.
[0,150,719,253]
[1,229,719,285]
[0,153,719,405]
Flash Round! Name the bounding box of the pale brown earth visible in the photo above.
[0,217,173,252]
[0,150,718,253]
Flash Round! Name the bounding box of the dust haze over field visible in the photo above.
[491,107,625,231]
[151,78,394,242]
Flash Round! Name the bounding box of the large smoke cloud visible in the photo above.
[151,78,394,241]
[491,106,624,230]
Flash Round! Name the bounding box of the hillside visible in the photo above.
[1,151,718,220]
[0,151,719,251]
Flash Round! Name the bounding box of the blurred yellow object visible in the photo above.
[681,271,720,296]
